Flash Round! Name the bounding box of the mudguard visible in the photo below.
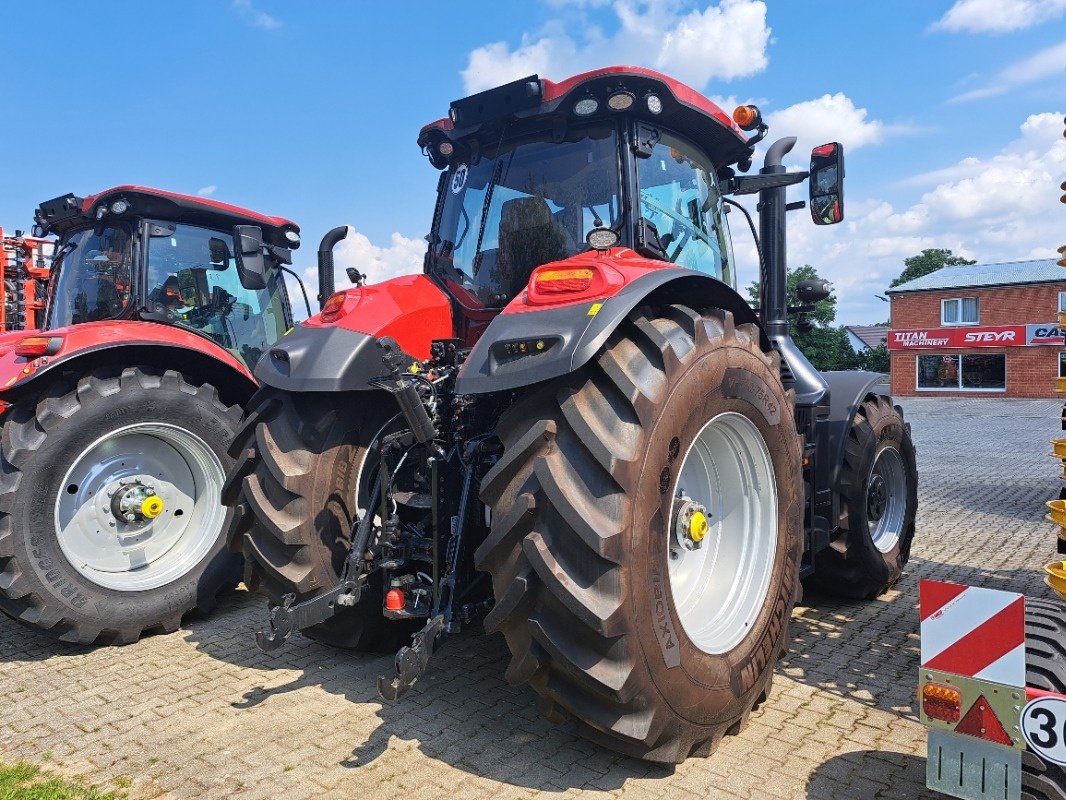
[817,370,890,500]
[255,325,409,392]
[454,268,761,395]
[0,320,255,402]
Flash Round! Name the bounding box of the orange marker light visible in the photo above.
[319,292,348,324]
[14,335,62,358]
[732,105,761,131]
[922,682,962,723]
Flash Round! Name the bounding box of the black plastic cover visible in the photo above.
[254,324,401,392]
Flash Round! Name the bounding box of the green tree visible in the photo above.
[747,265,863,371]
[861,344,890,373]
[890,248,976,288]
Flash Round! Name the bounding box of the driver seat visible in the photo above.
[496,197,568,300]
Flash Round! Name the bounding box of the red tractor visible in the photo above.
[225,67,919,762]
[0,186,331,644]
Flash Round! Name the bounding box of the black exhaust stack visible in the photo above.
[758,137,829,407]
[317,226,348,306]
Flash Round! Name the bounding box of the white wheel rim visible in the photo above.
[54,422,225,591]
[867,446,907,554]
[667,412,778,655]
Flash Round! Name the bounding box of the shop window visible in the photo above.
[1060,352,1066,378]
[916,353,1005,391]
[941,297,978,325]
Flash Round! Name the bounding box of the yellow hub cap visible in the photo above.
[141,496,165,519]
[689,511,708,542]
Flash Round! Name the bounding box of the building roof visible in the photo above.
[886,258,1062,294]
[846,326,889,349]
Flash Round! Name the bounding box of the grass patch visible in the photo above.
[0,761,122,800]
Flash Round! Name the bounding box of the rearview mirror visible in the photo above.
[234,225,266,290]
[809,142,844,225]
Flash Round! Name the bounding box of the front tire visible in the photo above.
[811,396,917,599]
[476,305,803,762]
[224,390,415,652]
[0,368,242,644]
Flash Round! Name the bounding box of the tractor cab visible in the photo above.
[417,68,844,352]
[417,69,763,340]
[33,187,302,370]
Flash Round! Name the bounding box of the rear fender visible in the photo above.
[0,341,258,409]
[0,321,257,406]
[454,269,764,395]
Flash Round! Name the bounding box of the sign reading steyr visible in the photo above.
[888,324,1065,350]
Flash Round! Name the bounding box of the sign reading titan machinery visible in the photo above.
[888,323,1065,350]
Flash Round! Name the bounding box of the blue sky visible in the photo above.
[2,0,1063,325]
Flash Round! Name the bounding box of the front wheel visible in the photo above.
[811,396,917,599]
[476,305,803,762]
[0,368,243,644]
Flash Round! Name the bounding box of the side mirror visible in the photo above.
[809,142,844,225]
[234,225,266,290]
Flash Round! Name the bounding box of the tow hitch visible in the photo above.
[376,614,445,700]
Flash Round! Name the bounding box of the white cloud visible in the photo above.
[461,0,770,93]
[951,41,1066,102]
[302,227,425,293]
[731,112,1066,326]
[766,93,912,156]
[930,0,1066,33]
[232,0,281,30]
[196,185,217,197]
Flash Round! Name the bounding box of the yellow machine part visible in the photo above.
[1046,561,1066,601]
[141,496,164,519]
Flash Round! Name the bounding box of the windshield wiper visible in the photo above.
[472,157,505,275]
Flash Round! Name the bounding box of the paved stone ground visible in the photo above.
[1,398,1062,799]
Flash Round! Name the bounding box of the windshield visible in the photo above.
[145,223,290,369]
[46,225,134,328]
[432,123,621,308]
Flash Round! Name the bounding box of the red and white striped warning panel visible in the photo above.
[919,580,1025,687]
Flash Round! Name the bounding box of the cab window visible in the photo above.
[636,131,731,284]
[146,223,288,369]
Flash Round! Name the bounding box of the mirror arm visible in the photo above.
[279,265,313,318]
[724,171,809,196]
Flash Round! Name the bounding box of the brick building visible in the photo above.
[886,258,1066,398]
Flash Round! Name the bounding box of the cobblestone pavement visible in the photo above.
[1,398,1062,799]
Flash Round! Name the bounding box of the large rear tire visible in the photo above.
[224,390,416,651]
[1023,597,1066,800]
[0,367,242,644]
[476,305,803,763]
[811,396,917,599]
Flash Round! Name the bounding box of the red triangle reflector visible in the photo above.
[954,694,1012,746]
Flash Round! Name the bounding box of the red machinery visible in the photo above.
[0,227,52,330]
[0,186,326,645]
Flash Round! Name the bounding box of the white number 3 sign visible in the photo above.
[1022,696,1066,766]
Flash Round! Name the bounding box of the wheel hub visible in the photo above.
[673,498,710,552]
[109,479,163,524]
[867,474,888,521]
